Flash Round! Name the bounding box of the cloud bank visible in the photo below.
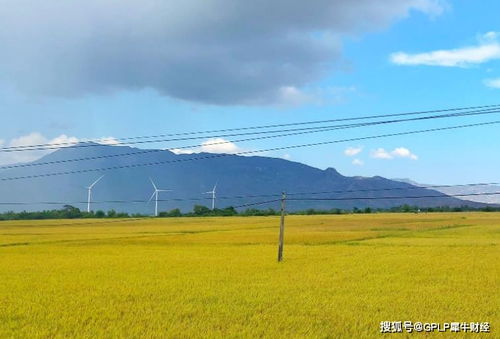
[0,133,122,165]
[0,0,444,105]
[0,133,79,165]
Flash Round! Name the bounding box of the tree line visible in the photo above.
[0,203,499,221]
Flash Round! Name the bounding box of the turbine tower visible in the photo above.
[86,175,105,213]
[148,178,172,216]
[204,182,217,210]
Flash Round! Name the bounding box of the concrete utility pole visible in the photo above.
[277,192,286,262]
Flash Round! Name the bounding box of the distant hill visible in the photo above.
[0,144,487,214]
[393,178,500,205]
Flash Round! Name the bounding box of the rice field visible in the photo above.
[0,213,498,338]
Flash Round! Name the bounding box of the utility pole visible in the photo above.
[277,192,286,262]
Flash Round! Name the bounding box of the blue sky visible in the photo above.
[0,0,499,185]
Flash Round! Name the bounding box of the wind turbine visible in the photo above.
[86,175,105,213]
[148,178,172,216]
[204,182,217,210]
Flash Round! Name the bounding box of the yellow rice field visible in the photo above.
[0,213,498,338]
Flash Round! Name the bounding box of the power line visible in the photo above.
[3,106,498,154]
[0,192,498,212]
[286,182,500,196]
[1,192,498,209]
[231,199,282,209]
[287,192,500,202]
[2,108,498,169]
[1,120,498,182]
[0,182,497,206]
[2,104,500,152]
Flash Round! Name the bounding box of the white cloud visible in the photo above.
[170,138,243,155]
[371,148,393,159]
[97,136,120,146]
[200,138,242,154]
[0,133,126,166]
[371,147,418,160]
[48,134,80,147]
[352,158,364,166]
[0,132,80,165]
[282,154,292,160]
[390,31,500,67]
[8,133,79,149]
[344,146,363,156]
[170,148,196,155]
[392,147,418,160]
[8,132,48,148]
[484,78,500,89]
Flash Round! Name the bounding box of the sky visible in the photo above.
[0,0,499,185]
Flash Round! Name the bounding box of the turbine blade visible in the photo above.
[148,191,156,202]
[149,177,157,190]
[89,174,105,189]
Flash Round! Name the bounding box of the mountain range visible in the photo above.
[393,178,500,205]
[0,143,489,214]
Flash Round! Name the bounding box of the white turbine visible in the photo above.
[86,175,105,213]
[204,182,217,210]
[148,178,172,216]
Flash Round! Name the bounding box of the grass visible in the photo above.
[0,213,498,338]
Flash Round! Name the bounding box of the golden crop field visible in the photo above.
[0,213,498,338]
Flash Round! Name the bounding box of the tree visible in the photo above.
[167,208,182,217]
[220,206,237,216]
[95,210,106,218]
[193,205,211,216]
[62,205,81,219]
